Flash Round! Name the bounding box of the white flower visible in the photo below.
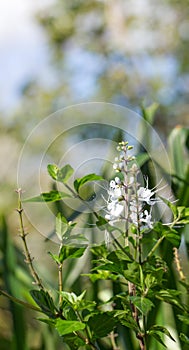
[107,201,124,216]
[129,200,153,229]
[105,201,124,221]
[105,178,124,223]
[137,187,156,205]
[115,177,121,184]
[108,179,123,201]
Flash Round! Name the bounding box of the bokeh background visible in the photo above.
[0,1,189,349]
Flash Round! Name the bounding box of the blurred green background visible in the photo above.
[0,0,189,349]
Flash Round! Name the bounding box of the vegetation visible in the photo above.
[0,1,189,349]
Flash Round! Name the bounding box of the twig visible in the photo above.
[58,243,63,306]
[173,247,186,281]
[0,289,42,312]
[109,331,119,349]
[16,188,44,290]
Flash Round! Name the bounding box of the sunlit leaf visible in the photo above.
[48,252,60,264]
[156,289,185,311]
[84,271,119,282]
[60,290,95,311]
[148,330,166,348]
[57,164,74,183]
[149,325,175,342]
[74,173,104,193]
[23,190,71,202]
[55,319,85,336]
[59,246,86,263]
[56,213,76,241]
[47,164,74,184]
[129,296,154,315]
[47,164,59,180]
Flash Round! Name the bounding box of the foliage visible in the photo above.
[1,129,189,350]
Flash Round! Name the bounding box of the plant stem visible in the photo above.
[137,334,146,350]
[109,331,119,349]
[58,243,63,306]
[58,263,63,305]
[173,247,186,281]
[16,188,44,290]
[146,235,165,260]
[0,289,42,312]
[75,310,100,350]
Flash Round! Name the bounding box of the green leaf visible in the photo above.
[156,289,185,311]
[96,215,108,230]
[60,291,85,306]
[74,173,104,193]
[178,314,189,325]
[47,164,74,184]
[48,252,60,264]
[129,296,154,315]
[123,261,140,285]
[149,325,175,342]
[57,164,74,183]
[180,333,189,345]
[60,290,95,311]
[23,190,71,202]
[154,222,181,248]
[95,254,127,275]
[114,310,139,332]
[88,312,117,338]
[62,334,85,349]
[142,102,159,124]
[84,271,119,283]
[115,247,133,262]
[55,319,85,336]
[176,206,189,224]
[61,290,96,312]
[59,246,86,263]
[37,318,55,326]
[96,215,123,235]
[148,330,167,348]
[90,244,108,259]
[47,164,59,180]
[164,229,181,248]
[30,290,56,317]
[56,213,76,241]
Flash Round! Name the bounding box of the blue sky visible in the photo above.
[0,0,53,113]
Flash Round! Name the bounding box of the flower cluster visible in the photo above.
[105,142,158,230]
[105,177,124,222]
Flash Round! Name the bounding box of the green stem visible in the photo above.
[75,310,99,350]
[16,189,44,290]
[58,243,63,307]
[146,235,165,260]
[64,183,99,218]
[0,289,42,312]
[58,263,63,306]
